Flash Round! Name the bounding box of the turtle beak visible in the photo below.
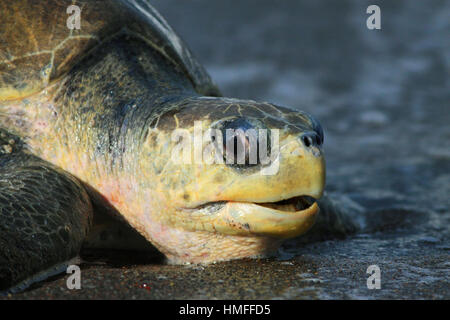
[211,200,319,238]
[179,134,325,238]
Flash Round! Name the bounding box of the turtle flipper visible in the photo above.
[0,133,92,293]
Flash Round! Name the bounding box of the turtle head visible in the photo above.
[136,96,325,263]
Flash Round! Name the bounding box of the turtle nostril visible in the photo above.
[306,113,324,145]
[302,135,312,148]
[301,132,321,148]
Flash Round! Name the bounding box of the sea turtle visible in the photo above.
[0,0,325,292]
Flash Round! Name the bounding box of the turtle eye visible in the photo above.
[223,128,251,165]
[219,118,263,167]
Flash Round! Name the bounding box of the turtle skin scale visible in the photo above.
[0,129,92,291]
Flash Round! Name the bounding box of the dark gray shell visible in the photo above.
[0,0,220,101]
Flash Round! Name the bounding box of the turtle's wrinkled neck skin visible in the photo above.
[1,33,197,189]
[0,1,325,264]
[49,34,198,172]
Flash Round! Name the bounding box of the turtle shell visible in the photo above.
[0,0,220,101]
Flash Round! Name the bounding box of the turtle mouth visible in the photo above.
[181,195,319,238]
[185,195,316,214]
[256,195,316,212]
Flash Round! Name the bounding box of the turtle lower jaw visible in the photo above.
[181,195,319,239]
